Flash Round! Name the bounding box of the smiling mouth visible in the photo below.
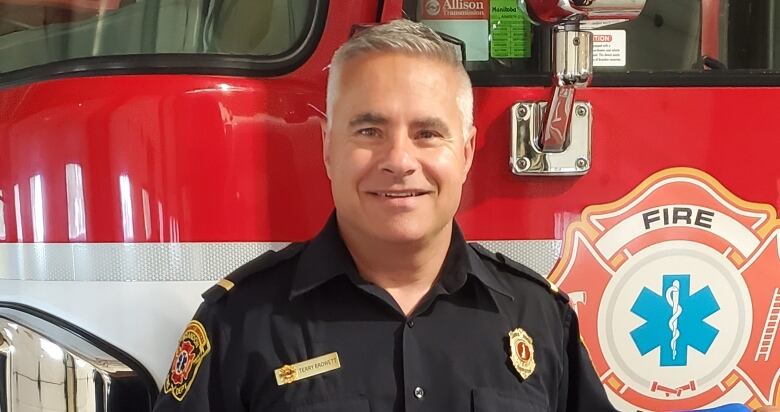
[369,191,431,198]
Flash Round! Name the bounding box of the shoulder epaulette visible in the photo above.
[469,243,569,304]
[202,242,305,303]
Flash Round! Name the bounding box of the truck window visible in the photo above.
[0,0,318,77]
[403,0,780,85]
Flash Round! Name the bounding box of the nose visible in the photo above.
[378,132,418,177]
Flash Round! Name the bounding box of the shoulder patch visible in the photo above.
[162,320,211,401]
[202,242,305,303]
[469,243,569,304]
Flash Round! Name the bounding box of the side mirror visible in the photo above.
[0,305,157,411]
[522,0,645,25]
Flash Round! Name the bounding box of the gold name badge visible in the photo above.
[275,352,341,386]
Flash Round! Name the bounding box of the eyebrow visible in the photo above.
[348,112,388,127]
[347,113,452,136]
[410,117,450,136]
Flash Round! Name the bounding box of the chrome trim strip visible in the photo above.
[0,240,561,281]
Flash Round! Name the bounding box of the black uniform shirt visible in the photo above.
[153,214,616,412]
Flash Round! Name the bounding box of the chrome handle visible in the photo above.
[540,29,592,153]
[521,0,645,24]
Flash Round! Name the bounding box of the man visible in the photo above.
[153,19,615,411]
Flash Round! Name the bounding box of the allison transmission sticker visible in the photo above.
[420,0,489,61]
[550,167,780,410]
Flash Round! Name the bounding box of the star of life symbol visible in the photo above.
[631,274,720,367]
[548,168,780,411]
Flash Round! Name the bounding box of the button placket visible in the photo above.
[401,316,428,410]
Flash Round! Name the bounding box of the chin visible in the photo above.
[367,216,435,243]
[338,207,448,244]
[371,226,429,244]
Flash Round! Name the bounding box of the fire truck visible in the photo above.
[0,0,778,410]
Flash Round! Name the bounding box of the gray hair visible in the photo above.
[326,19,474,140]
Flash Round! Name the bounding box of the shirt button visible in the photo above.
[406,319,415,328]
[414,386,425,399]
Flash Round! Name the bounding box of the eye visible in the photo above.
[417,130,441,140]
[356,128,380,137]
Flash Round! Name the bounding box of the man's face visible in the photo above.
[324,52,475,244]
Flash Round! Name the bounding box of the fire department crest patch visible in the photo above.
[549,167,780,410]
[163,320,211,401]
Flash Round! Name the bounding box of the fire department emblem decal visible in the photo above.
[163,320,211,401]
[549,168,780,410]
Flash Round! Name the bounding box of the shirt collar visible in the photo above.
[290,213,358,299]
[290,212,514,302]
[451,224,515,302]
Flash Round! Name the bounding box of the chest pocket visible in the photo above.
[472,387,549,412]
[291,397,370,412]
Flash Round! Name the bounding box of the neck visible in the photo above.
[338,216,453,316]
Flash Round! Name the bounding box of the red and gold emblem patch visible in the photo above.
[508,327,535,380]
[163,320,211,401]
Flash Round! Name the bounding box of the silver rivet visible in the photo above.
[414,386,425,399]
[573,37,580,46]
[576,158,589,169]
[516,106,528,120]
[515,157,530,172]
[576,105,588,117]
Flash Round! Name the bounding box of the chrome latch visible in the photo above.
[510,25,593,176]
[509,0,645,176]
[510,101,591,176]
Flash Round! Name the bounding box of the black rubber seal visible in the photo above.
[469,70,780,87]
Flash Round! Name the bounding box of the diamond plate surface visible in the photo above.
[0,241,562,281]
[478,240,563,277]
[0,242,288,281]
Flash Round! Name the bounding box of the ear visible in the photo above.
[320,117,332,180]
[462,125,476,181]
